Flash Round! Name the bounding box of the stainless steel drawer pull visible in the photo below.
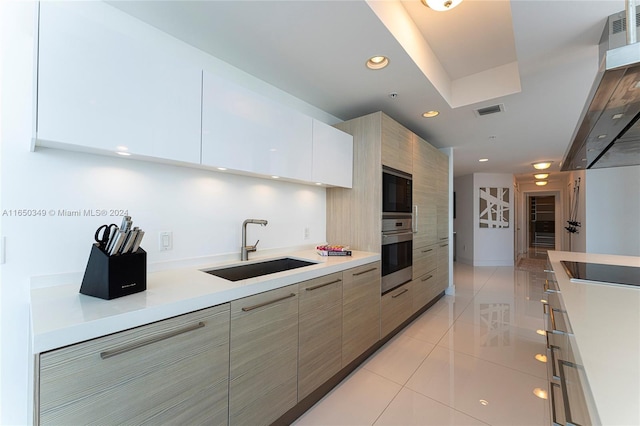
[306,279,341,291]
[544,279,559,294]
[353,267,377,276]
[100,321,205,359]
[440,237,448,240]
[558,360,581,426]
[392,288,409,298]
[548,344,560,380]
[544,269,555,274]
[549,308,570,335]
[421,274,434,281]
[549,381,563,426]
[421,249,433,253]
[241,293,296,312]
[440,244,448,248]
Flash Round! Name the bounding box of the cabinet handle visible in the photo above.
[544,279,559,294]
[421,249,433,253]
[549,308,570,335]
[421,274,433,282]
[352,267,377,276]
[412,205,418,234]
[241,293,296,312]
[440,244,448,248]
[440,237,448,241]
[392,288,409,298]
[100,321,205,359]
[558,360,580,425]
[306,279,341,291]
[547,342,561,380]
[544,269,555,274]
[549,381,563,426]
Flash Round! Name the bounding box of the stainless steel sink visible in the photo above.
[203,257,318,282]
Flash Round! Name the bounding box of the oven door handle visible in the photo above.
[382,231,413,244]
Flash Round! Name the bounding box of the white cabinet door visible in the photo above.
[202,71,313,181]
[312,120,353,188]
[37,2,202,164]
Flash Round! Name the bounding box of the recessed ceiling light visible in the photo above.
[534,173,549,179]
[116,151,131,156]
[315,182,323,186]
[421,0,463,12]
[479,158,489,162]
[366,56,389,70]
[597,134,607,139]
[217,167,227,171]
[271,175,280,179]
[612,113,623,119]
[535,181,548,186]
[422,110,439,118]
[532,161,552,170]
[479,399,489,406]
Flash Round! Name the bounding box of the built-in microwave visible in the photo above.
[382,166,412,214]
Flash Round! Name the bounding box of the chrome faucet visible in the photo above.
[241,219,268,261]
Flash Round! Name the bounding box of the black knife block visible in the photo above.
[80,243,147,300]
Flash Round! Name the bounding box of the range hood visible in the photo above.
[562,4,640,171]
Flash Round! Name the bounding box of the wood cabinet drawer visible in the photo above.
[229,285,299,426]
[410,272,439,314]
[298,272,343,400]
[38,305,230,425]
[381,283,412,338]
[413,244,437,280]
[342,262,381,367]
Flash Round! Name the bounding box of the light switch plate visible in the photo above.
[159,231,173,251]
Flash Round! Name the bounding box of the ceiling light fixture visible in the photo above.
[116,151,131,156]
[532,161,552,170]
[479,158,489,162]
[534,173,549,179]
[422,110,439,118]
[421,0,463,12]
[366,56,389,70]
[535,181,548,186]
[533,388,548,400]
[271,175,280,179]
[217,167,227,171]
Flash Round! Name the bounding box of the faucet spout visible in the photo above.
[241,219,268,261]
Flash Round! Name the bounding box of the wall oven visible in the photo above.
[381,216,413,294]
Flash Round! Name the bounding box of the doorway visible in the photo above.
[528,195,555,256]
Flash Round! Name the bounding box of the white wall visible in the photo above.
[473,173,515,266]
[586,165,640,256]
[0,2,335,423]
[453,174,474,265]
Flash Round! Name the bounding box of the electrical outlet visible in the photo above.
[159,231,173,251]
[304,227,310,240]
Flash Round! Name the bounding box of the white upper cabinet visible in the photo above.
[312,120,353,188]
[201,71,313,182]
[36,2,202,164]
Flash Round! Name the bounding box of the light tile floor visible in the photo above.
[294,260,550,426]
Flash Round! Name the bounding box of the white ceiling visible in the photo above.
[109,0,625,181]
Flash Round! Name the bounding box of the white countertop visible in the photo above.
[30,249,379,354]
[547,251,640,426]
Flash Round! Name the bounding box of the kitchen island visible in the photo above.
[547,250,640,426]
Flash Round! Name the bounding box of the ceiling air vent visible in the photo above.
[474,104,504,117]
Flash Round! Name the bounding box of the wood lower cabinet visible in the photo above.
[342,262,381,367]
[298,272,343,400]
[410,272,440,314]
[381,283,413,338]
[229,285,299,426]
[37,305,230,425]
[437,240,450,292]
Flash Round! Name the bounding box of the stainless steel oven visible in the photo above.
[381,215,413,294]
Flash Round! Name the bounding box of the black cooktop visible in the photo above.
[561,261,640,288]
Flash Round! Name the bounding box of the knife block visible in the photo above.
[80,243,147,300]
